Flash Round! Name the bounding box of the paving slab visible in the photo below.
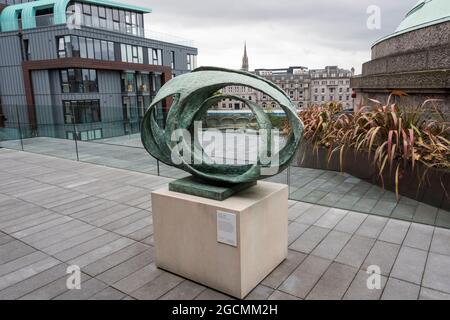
[390,246,427,285]
[278,255,332,299]
[306,262,357,300]
[381,278,420,300]
[422,253,450,294]
[335,235,375,268]
[343,270,387,300]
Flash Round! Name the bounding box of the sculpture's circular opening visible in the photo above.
[141,67,304,184]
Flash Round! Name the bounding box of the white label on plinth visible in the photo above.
[217,211,237,247]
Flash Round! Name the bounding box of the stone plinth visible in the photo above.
[151,181,288,299]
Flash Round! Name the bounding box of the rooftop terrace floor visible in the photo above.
[1,136,448,229]
[0,149,450,300]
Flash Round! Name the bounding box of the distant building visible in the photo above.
[309,66,354,107]
[0,0,197,141]
[241,42,249,72]
[217,63,353,111]
[352,0,450,112]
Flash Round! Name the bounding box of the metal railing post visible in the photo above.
[287,165,291,196]
[71,108,80,161]
[15,106,24,151]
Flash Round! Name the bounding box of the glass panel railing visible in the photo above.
[0,123,23,151]
[21,123,79,161]
[0,104,448,229]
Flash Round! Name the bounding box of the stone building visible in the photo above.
[309,66,354,108]
[351,0,450,112]
[216,44,354,111]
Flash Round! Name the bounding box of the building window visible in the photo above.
[57,36,71,58]
[112,8,120,30]
[67,129,102,141]
[121,44,144,63]
[187,54,197,70]
[91,5,99,28]
[100,41,109,61]
[75,2,144,36]
[98,6,107,29]
[149,48,163,65]
[107,42,115,61]
[63,100,101,124]
[170,51,175,69]
[71,36,80,57]
[60,69,98,93]
[121,72,136,93]
[93,39,101,59]
[57,36,114,61]
[82,3,92,26]
[136,73,150,93]
[86,38,94,59]
[22,39,30,60]
[123,96,138,122]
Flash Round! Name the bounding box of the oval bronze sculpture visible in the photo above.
[141,67,304,187]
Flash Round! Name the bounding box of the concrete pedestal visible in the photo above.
[151,181,288,299]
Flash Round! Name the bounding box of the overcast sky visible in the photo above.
[127,0,418,73]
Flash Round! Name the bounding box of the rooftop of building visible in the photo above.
[253,66,352,78]
[0,0,151,32]
[374,0,450,46]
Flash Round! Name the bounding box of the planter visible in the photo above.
[294,143,450,210]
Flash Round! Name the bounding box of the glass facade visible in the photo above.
[57,36,115,61]
[149,48,163,66]
[187,53,197,70]
[120,43,144,64]
[136,73,150,93]
[56,36,196,70]
[63,99,101,124]
[60,68,98,93]
[121,72,136,93]
[67,1,145,37]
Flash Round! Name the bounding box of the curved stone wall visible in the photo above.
[372,21,450,60]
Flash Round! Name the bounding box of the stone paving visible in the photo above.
[1,148,450,300]
[3,135,448,228]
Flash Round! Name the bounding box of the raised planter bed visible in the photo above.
[294,143,450,210]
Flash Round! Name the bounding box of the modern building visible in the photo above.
[217,45,354,111]
[0,0,197,141]
[352,0,450,112]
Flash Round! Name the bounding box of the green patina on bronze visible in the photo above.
[141,66,304,199]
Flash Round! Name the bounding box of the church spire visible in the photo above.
[241,42,249,72]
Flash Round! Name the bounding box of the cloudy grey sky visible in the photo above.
[127,0,418,73]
